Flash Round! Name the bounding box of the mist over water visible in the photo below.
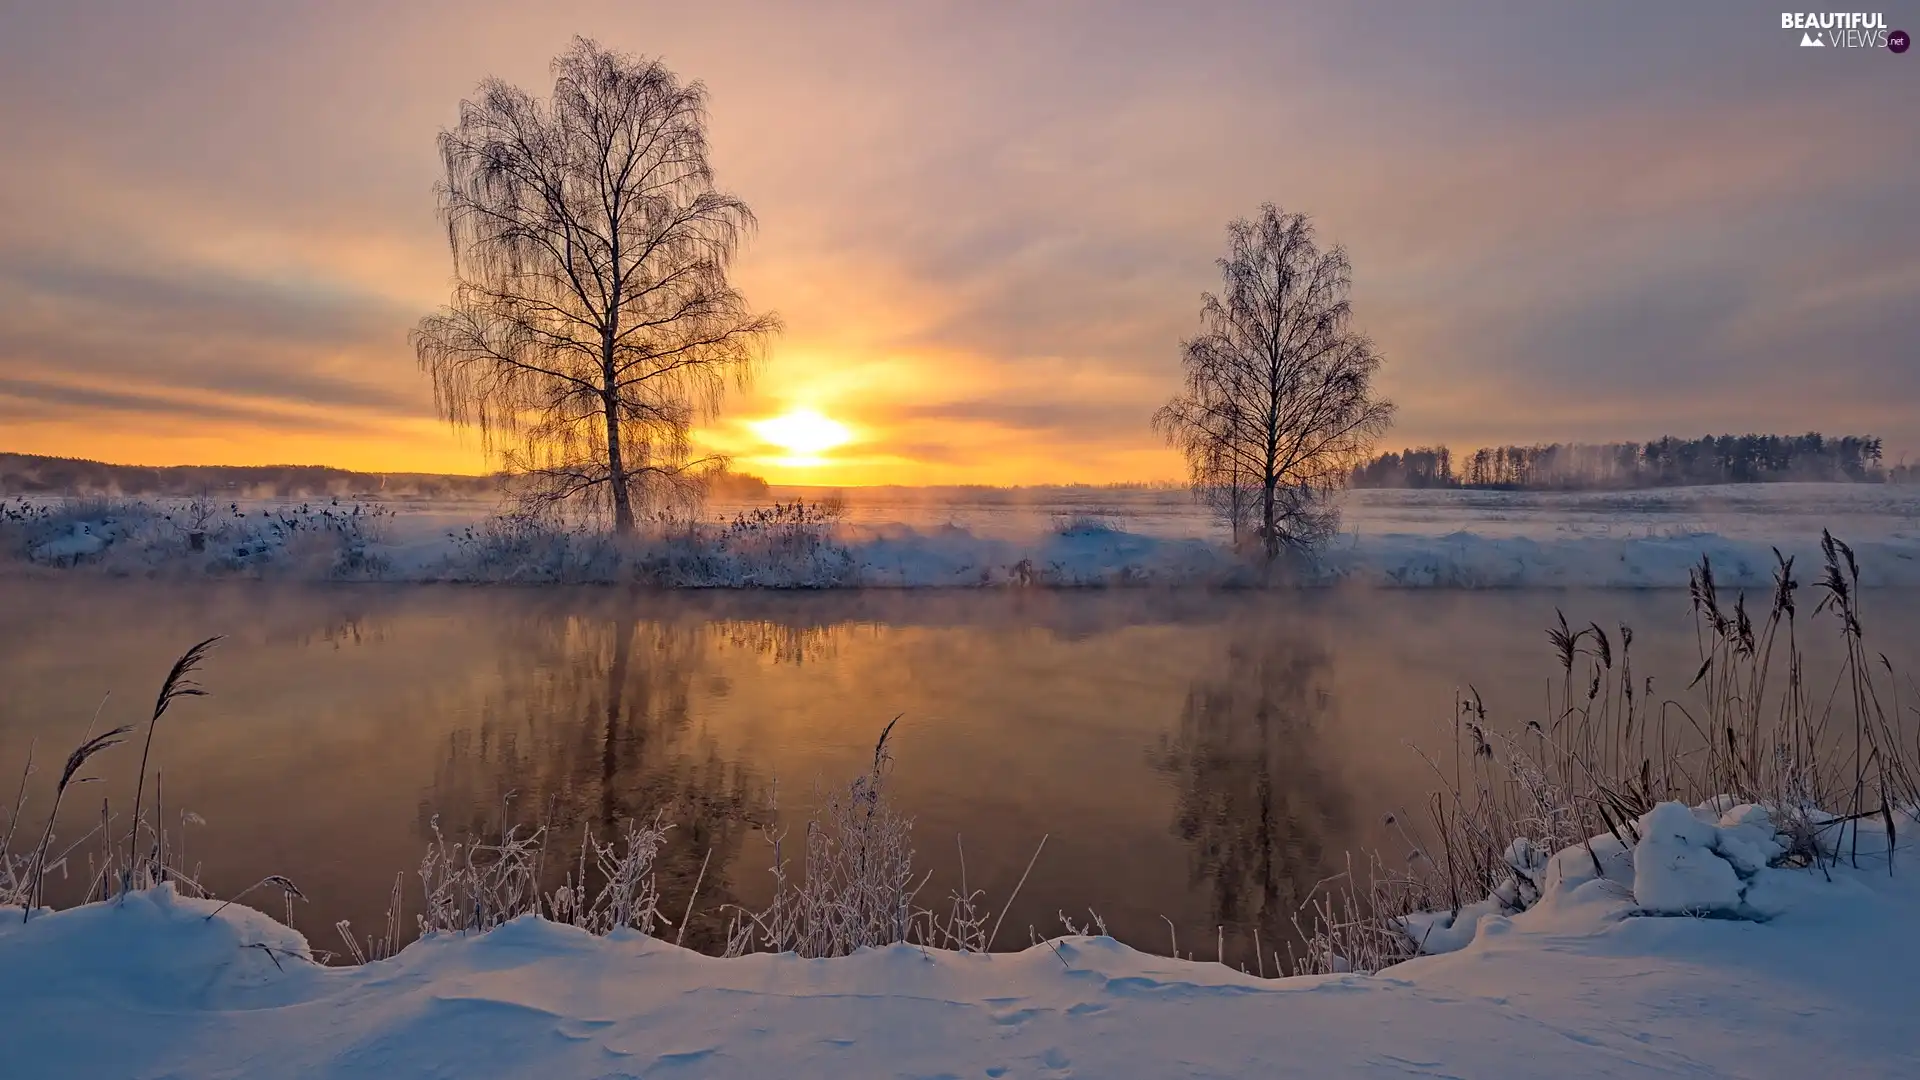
[3,581,1915,967]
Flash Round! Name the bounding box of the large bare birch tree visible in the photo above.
[414,38,780,533]
[1154,206,1393,562]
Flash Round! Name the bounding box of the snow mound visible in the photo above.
[30,522,111,563]
[5,885,321,1010]
[1629,801,1783,915]
[1404,800,1909,961]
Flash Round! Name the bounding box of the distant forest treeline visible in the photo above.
[1351,434,1912,490]
[0,453,506,499]
[0,453,781,501]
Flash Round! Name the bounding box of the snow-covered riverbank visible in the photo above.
[7,483,1920,587]
[4,801,1915,1079]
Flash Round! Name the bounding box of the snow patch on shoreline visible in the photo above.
[6,490,1920,588]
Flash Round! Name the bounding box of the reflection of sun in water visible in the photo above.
[749,407,852,465]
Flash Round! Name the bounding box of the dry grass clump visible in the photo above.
[1050,507,1127,537]
[2,636,253,924]
[718,717,1047,958]
[391,717,1036,961]
[1294,531,1920,975]
[410,809,672,943]
[442,498,856,586]
[443,511,625,582]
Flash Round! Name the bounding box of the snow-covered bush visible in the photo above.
[0,497,394,578]
[411,809,671,946]
[439,499,856,586]
[638,498,856,587]
[1051,507,1126,537]
[720,721,918,957]
[442,512,625,582]
[5,497,156,566]
[717,718,1034,958]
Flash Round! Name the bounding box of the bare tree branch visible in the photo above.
[1155,205,1394,566]
[413,38,783,533]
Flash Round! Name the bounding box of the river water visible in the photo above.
[3,580,1914,969]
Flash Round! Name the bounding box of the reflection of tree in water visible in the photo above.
[299,611,380,651]
[427,613,768,951]
[712,618,845,666]
[1152,623,1347,971]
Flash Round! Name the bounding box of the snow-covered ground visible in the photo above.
[4,801,1914,1078]
[6,483,1920,587]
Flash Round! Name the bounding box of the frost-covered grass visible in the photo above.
[434,498,859,585]
[1297,534,1920,975]
[0,494,393,579]
[0,637,1027,968]
[1050,506,1128,537]
[324,719,1037,966]
[1,636,230,917]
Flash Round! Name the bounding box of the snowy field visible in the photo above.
[6,482,1920,587]
[5,802,1915,1079]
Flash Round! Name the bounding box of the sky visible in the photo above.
[0,0,1915,485]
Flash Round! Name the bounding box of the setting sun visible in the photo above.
[749,408,853,462]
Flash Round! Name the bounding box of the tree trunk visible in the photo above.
[603,334,634,534]
[1261,478,1277,562]
[604,386,634,535]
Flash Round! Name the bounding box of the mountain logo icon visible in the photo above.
[1800,31,1825,46]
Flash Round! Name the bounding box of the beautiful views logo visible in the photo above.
[1781,12,1908,49]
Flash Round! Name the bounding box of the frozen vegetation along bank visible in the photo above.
[7,485,1920,588]
[2,803,1916,1079]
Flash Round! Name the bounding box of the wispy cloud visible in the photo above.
[0,0,1911,480]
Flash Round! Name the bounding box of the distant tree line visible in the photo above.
[0,453,506,499]
[1349,446,1455,489]
[1350,434,1891,490]
[0,453,776,502]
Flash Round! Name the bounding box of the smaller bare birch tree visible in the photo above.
[414,38,780,533]
[1154,205,1393,563]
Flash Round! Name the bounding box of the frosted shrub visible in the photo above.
[553,816,671,936]
[1050,507,1126,536]
[719,719,1042,958]
[441,499,856,586]
[723,720,920,957]
[443,512,624,583]
[212,501,395,578]
[1,496,393,578]
[412,807,664,939]
[417,813,548,937]
[0,497,53,562]
[638,498,856,587]
[11,497,156,566]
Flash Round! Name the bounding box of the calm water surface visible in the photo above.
[3,582,1914,969]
